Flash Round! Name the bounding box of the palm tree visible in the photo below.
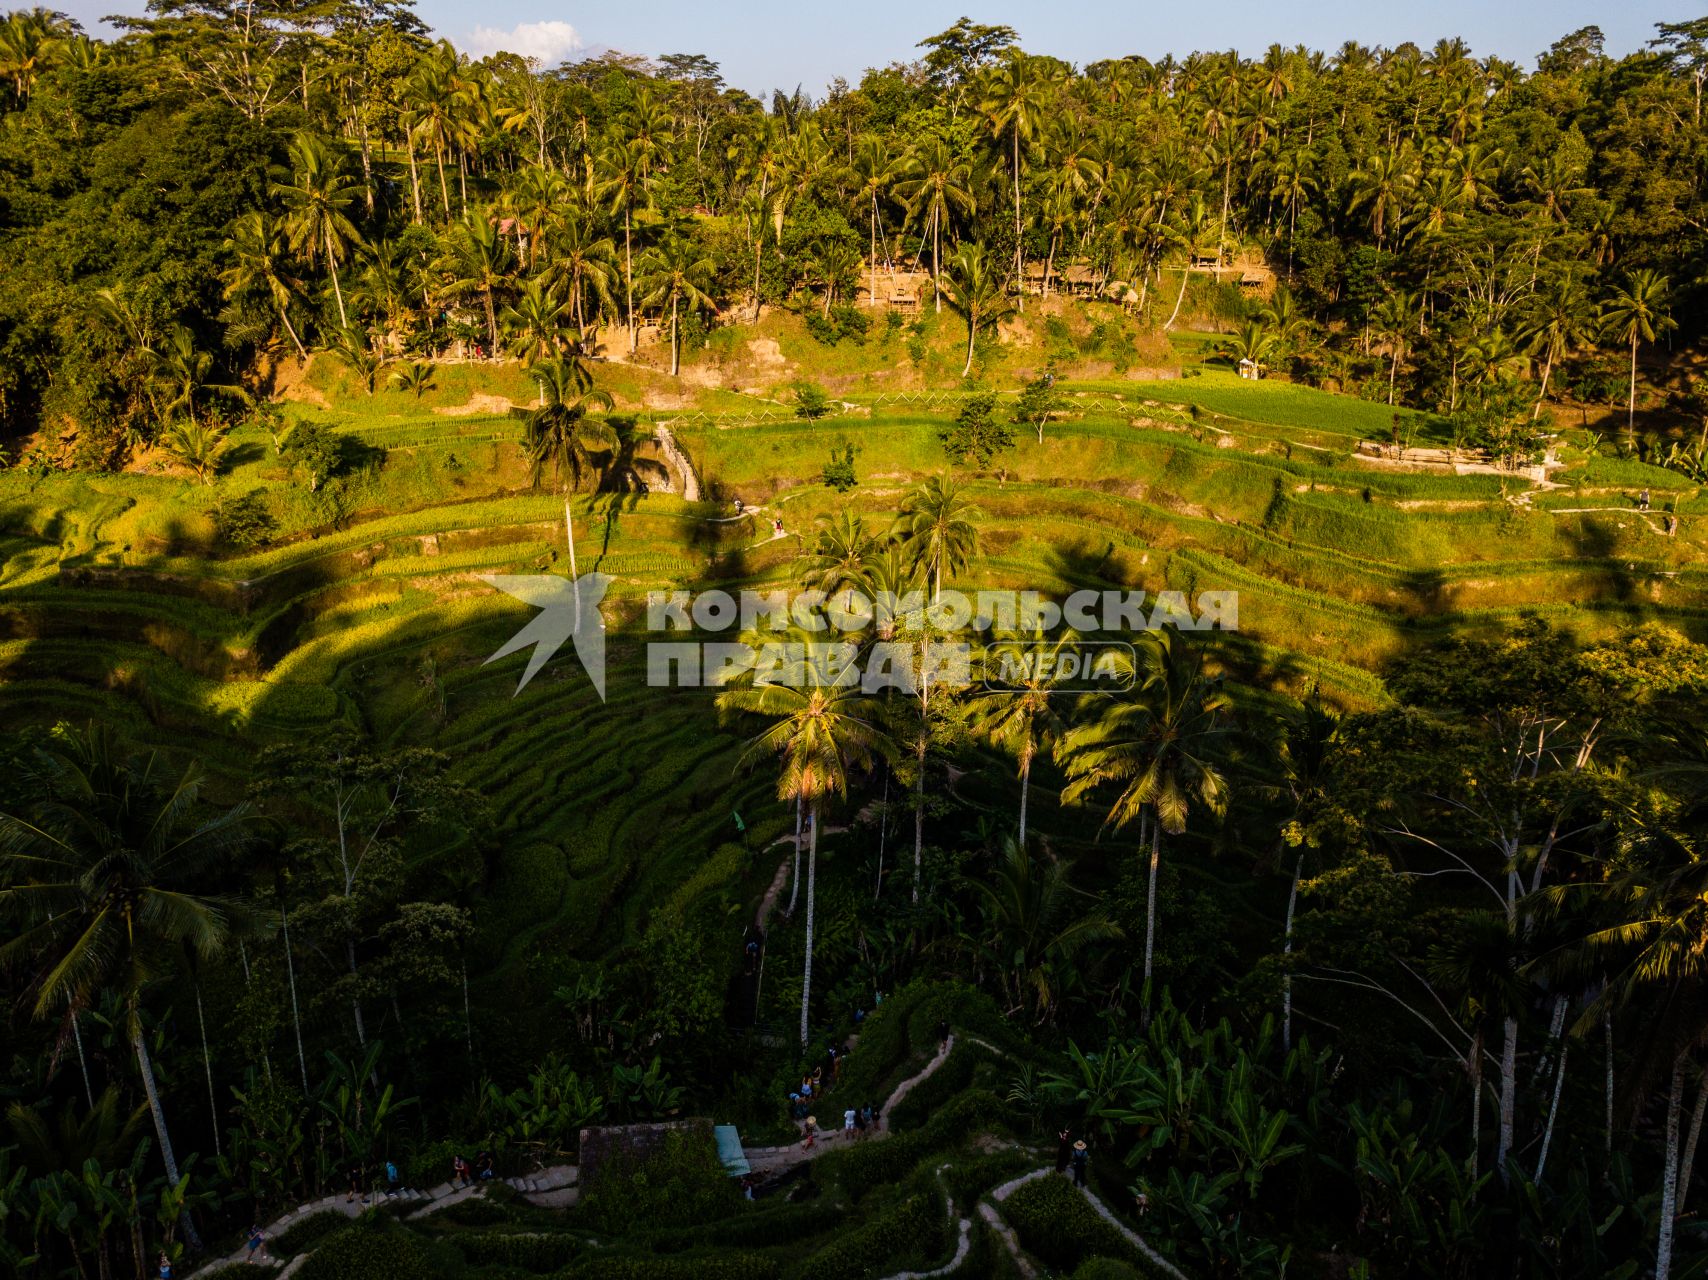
[1600,269,1673,449]
[1348,146,1418,249]
[596,136,649,352]
[1517,274,1595,421]
[803,510,877,605]
[158,419,231,485]
[893,475,980,604]
[1371,291,1420,406]
[389,360,436,399]
[717,676,892,1046]
[1540,823,1708,1280]
[501,277,569,368]
[940,242,1015,377]
[274,132,363,329]
[542,212,618,332]
[441,212,516,353]
[968,837,1122,1023]
[894,140,977,313]
[1221,321,1279,380]
[0,725,256,1249]
[635,237,716,377]
[1061,627,1231,1018]
[980,53,1050,311]
[967,622,1076,845]
[321,325,387,394]
[145,326,246,424]
[851,135,902,306]
[221,211,309,361]
[522,357,615,598]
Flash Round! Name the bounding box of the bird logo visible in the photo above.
[481,572,612,699]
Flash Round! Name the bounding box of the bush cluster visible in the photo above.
[452,1229,581,1270]
[788,1191,945,1280]
[1001,1175,1140,1274]
[804,303,871,345]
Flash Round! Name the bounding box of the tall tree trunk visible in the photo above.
[870,195,879,307]
[72,1010,94,1108]
[670,294,680,377]
[1535,1045,1568,1183]
[786,793,802,917]
[347,937,367,1047]
[913,738,926,904]
[1013,129,1024,314]
[133,1016,201,1250]
[1496,1015,1517,1185]
[327,231,349,329]
[563,496,581,629]
[799,806,819,1048]
[196,983,221,1158]
[1606,1012,1616,1158]
[1678,1062,1708,1217]
[962,311,976,377]
[1628,335,1639,451]
[435,145,451,219]
[1532,338,1556,421]
[1659,1055,1688,1280]
[1143,816,1160,1024]
[279,304,309,362]
[1164,266,1191,331]
[874,770,889,901]
[283,908,309,1091]
[406,135,423,224]
[624,208,636,353]
[1017,753,1030,846]
[1282,853,1302,1051]
[357,116,375,215]
[1468,1028,1484,1179]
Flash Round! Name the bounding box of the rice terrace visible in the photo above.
[2,4,1708,1277]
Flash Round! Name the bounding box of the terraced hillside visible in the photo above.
[1,360,1700,1038]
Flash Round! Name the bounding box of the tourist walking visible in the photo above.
[245,1224,270,1265]
[1071,1140,1089,1187]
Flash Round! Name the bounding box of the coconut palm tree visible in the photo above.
[542,212,618,332]
[803,510,878,605]
[980,52,1050,310]
[522,356,615,594]
[717,675,892,1047]
[221,211,310,361]
[274,132,363,330]
[441,212,516,353]
[1061,627,1231,1018]
[158,419,231,485]
[320,325,387,394]
[1517,273,1594,422]
[894,139,977,313]
[851,135,902,306]
[893,475,980,604]
[501,277,570,368]
[939,242,1015,377]
[1600,269,1673,449]
[967,622,1077,846]
[0,725,256,1250]
[144,326,247,425]
[389,360,436,399]
[596,136,650,352]
[635,236,716,377]
[967,837,1122,1023]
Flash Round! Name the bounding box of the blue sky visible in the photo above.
[54,1,1701,97]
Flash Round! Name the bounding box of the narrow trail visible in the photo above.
[190,1027,1036,1277]
[988,1165,1188,1280]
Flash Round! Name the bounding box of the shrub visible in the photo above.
[578,1122,740,1234]
[1073,1260,1145,1280]
[819,1090,1006,1200]
[294,1216,446,1280]
[789,1191,945,1280]
[649,1200,843,1252]
[941,1149,1037,1208]
[270,1210,351,1257]
[567,1252,781,1280]
[821,440,859,492]
[453,1230,581,1270]
[792,381,834,420]
[938,394,1014,468]
[1002,1175,1137,1274]
[212,491,276,549]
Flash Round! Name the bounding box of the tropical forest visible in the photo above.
[2,5,1708,1277]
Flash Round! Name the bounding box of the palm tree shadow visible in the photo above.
[590,418,666,565]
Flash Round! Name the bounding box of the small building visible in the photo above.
[1190,251,1223,271]
[1238,357,1262,381]
[1061,264,1100,297]
[1021,262,1057,295]
[1239,271,1266,291]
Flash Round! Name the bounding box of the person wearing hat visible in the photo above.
[1070,1139,1089,1187]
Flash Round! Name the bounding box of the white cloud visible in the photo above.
[463,20,583,66]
